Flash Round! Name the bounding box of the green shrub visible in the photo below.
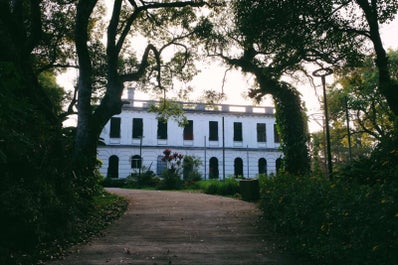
[158,168,183,190]
[102,177,128,187]
[198,178,240,196]
[259,173,398,265]
[126,170,159,188]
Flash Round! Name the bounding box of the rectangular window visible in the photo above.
[110,117,121,138]
[132,118,143,138]
[233,122,242,141]
[257,123,266,142]
[209,121,218,141]
[183,120,194,140]
[274,124,280,143]
[157,120,168,140]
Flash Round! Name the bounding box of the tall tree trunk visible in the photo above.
[73,0,99,179]
[356,0,398,117]
[255,75,310,175]
[272,82,311,175]
[227,55,311,175]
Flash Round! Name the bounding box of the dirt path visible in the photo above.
[49,189,297,265]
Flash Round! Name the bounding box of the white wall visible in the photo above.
[98,102,282,179]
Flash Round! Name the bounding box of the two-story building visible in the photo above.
[97,90,282,179]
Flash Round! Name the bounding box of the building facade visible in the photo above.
[97,94,282,179]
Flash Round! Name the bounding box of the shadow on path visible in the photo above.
[48,189,299,265]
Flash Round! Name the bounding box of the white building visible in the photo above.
[97,92,282,179]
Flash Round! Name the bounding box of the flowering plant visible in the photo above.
[161,149,184,172]
[160,149,184,189]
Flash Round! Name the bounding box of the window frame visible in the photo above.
[157,120,168,140]
[257,123,266,142]
[132,118,143,139]
[233,122,243,141]
[209,121,219,141]
[110,117,121,138]
[183,120,194,140]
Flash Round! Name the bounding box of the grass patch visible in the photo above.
[196,178,240,197]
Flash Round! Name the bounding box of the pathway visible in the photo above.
[48,189,298,265]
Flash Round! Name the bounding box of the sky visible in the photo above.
[57,15,398,132]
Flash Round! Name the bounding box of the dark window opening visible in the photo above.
[257,123,266,142]
[209,121,218,141]
[157,120,168,140]
[131,155,142,169]
[209,157,219,179]
[107,155,119,178]
[258,158,267,175]
[110,117,121,138]
[233,122,242,141]
[183,120,194,140]
[234,157,243,177]
[132,118,143,138]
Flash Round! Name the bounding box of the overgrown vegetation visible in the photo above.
[1,191,127,265]
[259,171,398,265]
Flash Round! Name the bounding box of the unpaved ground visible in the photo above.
[48,189,298,265]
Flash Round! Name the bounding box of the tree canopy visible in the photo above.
[231,0,398,116]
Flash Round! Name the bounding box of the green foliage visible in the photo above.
[197,178,240,196]
[182,155,203,183]
[128,170,159,188]
[259,174,398,264]
[148,99,188,127]
[331,51,396,143]
[1,191,127,264]
[0,62,102,264]
[273,82,310,175]
[159,167,183,190]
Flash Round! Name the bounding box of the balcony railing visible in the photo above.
[123,99,275,115]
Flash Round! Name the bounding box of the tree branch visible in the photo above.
[120,43,160,83]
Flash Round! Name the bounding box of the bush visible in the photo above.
[198,178,240,196]
[158,168,183,190]
[102,177,129,188]
[127,170,159,188]
[259,173,398,265]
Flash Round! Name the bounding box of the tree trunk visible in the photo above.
[227,56,311,175]
[272,82,311,175]
[255,75,310,175]
[356,0,398,117]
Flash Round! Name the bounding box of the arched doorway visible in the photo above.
[234,157,243,177]
[107,155,119,178]
[258,158,267,175]
[209,157,219,179]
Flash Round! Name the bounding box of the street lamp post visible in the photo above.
[313,67,334,178]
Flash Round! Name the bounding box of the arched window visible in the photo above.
[209,157,219,179]
[258,158,267,175]
[107,155,119,178]
[156,155,167,175]
[234,157,243,177]
[131,155,142,169]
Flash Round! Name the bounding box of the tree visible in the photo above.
[73,0,216,178]
[231,0,398,117]
[322,50,398,179]
[0,1,82,259]
[201,2,311,175]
